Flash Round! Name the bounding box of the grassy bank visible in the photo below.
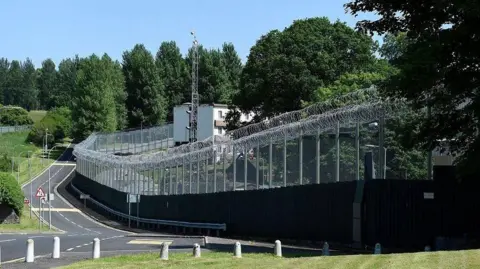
[60,250,480,269]
[0,131,65,185]
[0,207,49,232]
[28,110,47,123]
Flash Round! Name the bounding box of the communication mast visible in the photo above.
[187,31,199,143]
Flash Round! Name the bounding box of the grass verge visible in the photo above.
[59,250,480,269]
[0,207,48,232]
[28,110,47,123]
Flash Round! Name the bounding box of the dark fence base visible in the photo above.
[72,173,480,251]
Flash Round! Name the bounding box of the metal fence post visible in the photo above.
[316,128,321,184]
[268,139,272,189]
[299,129,303,185]
[335,121,340,182]
[233,145,236,191]
[355,123,360,181]
[244,148,248,190]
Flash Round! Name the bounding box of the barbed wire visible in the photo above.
[73,94,407,172]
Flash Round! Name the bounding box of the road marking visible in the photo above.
[52,163,76,166]
[127,239,172,245]
[0,239,16,243]
[31,208,81,212]
[66,248,74,251]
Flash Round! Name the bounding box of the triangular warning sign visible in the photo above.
[35,188,45,198]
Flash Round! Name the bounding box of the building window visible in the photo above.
[218,110,223,119]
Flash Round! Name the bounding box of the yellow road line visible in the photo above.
[127,239,172,245]
[31,208,80,212]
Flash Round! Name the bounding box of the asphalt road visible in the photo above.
[0,146,131,263]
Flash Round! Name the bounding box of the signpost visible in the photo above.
[127,194,140,228]
[80,194,90,208]
[36,187,45,231]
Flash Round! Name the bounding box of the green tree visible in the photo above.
[0,172,23,216]
[37,59,58,109]
[27,106,72,146]
[4,60,23,106]
[345,0,480,178]
[155,41,190,121]
[71,54,118,141]
[0,58,9,104]
[123,44,166,128]
[102,55,127,130]
[0,106,33,126]
[21,58,38,110]
[186,46,232,104]
[56,57,79,109]
[221,43,243,97]
[234,17,377,120]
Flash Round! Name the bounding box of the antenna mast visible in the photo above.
[189,31,199,143]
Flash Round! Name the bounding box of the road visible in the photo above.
[0,145,200,265]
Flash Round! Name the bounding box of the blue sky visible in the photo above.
[0,0,377,68]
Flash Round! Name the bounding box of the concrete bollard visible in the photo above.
[25,239,34,263]
[374,243,382,254]
[52,237,60,259]
[160,242,170,260]
[322,242,329,256]
[193,243,201,258]
[274,240,282,257]
[234,242,242,258]
[92,238,100,259]
[425,245,431,252]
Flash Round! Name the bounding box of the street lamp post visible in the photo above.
[16,150,32,218]
[47,145,59,230]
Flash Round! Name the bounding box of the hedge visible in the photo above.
[0,172,24,216]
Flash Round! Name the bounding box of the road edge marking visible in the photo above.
[54,169,134,235]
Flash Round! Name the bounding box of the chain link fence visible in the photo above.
[0,125,32,134]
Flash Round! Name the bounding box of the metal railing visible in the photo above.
[0,125,32,134]
[70,181,227,231]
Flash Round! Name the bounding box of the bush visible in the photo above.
[0,172,24,216]
[0,106,34,126]
[0,154,17,173]
[27,107,72,147]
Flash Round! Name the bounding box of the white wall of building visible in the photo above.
[173,103,253,144]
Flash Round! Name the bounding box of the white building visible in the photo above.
[173,103,254,145]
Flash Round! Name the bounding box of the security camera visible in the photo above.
[368,122,379,130]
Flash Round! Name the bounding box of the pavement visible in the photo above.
[0,145,202,268]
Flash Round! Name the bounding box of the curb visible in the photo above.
[55,173,134,235]
[125,234,206,239]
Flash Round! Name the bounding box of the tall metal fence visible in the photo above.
[83,123,174,154]
[0,125,32,134]
[73,88,417,196]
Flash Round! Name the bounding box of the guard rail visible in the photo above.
[70,182,227,231]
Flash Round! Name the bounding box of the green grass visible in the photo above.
[59,250,480,269]
[0,131,67,185]
[28,110,47,123]
[0,207,49,232]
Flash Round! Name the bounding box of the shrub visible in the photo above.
[0,154,17,173]
[0,172,24,216]
[0,106,34,126]
[27,107,72,147]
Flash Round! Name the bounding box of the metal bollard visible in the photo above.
[25,239,34,263]
[234,242,242,258]
[52,237,60,259]
[374,243,382,254]
[193,243,201,258]
[160,242,170,260]
[274,240,282,257]
[92,238,100,259]
[322,242,329,256]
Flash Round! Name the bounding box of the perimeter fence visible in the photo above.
[73,87,417,196]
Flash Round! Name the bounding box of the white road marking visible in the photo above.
[0,239,16,243]
[66,248,74,251]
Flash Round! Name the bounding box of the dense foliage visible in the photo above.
[345,0,480,177]
[27,107,72,146]
[0,106,33,126]
[0,172,24,215]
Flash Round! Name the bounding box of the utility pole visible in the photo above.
[187,31,199,143]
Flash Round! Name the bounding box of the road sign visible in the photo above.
[127,194,139,203]
[24,198,30,204]
[35,188,45,198]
